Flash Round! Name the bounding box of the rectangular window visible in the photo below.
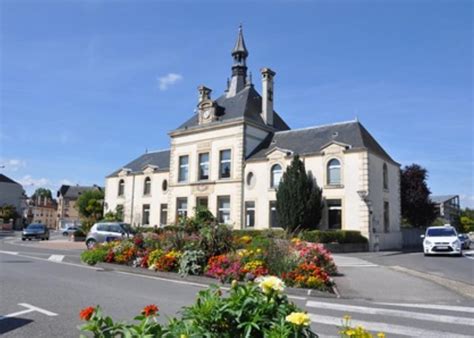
[178,155,189,182]
[142,204,150,225]
[327,199,342,230]
[176,198,188,221]
[384,201,390,232]
[196,197,208,210]
[217,196,231,224]
[160,204,168,227]
[198,153,209,180]
[219,149,231,179]
[269,201,279,228]
[245,201,255,227]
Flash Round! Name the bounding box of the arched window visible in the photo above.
[327,159,341,185]
[143,177,151,195]
[246,172,255,188]
[271,164,283,188]
[118,179,125,196]
[383,163,388,190]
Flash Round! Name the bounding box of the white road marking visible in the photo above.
[374,301,474,314]
[0,251,102,271]
[306,300,474,326]
[463,250,474,260]
[336,264,378,267]
[0,303,57,321]
[115,271,211,288]
[0,250,18,255]
[287,295,307,301]
[308,314,472,338]
[48,254,64,262]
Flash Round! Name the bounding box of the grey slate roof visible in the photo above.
[107,150,171,178]
[57,185,103,199]
[0,174,21,185]
[431,195,458,204]
[247,120,397,164]
[176,86,290,132]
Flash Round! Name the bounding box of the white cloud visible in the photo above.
[158,73,183,91]
[18,175,51,189]
[0,158,26,172]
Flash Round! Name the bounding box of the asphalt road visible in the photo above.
[346,249,474,286]
[1,233,473,337]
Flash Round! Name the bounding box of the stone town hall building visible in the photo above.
[104,28,402,250]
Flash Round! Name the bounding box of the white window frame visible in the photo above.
[327,158,341,186]
[198,153,210,181]
[176,198,188,220]
[245,201,255,227]
[219,149,232,179]
[178,155,189,183]
[217,196,231,224]
[118,179,125,196]
[270,164,283,188]
[143,177,151,195]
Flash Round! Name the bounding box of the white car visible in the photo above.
[421,226,463,256]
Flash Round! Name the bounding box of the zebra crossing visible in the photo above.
[304,299,474,337]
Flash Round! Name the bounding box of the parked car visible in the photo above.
[62,225,80,236]
[458,233,471,250]
[421,225,462,256]
[22,223,50,241]
[85,222,132,249]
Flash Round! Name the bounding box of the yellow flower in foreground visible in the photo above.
[286,312,310,326]
[377,333,385,338]
[180,335,187,338]
[256,276,285,294]
[345,329,356,336]
[343,314,351,321]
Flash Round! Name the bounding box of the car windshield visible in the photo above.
[427,228,456,237]
[27,224,43,230]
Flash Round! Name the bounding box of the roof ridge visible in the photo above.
[275,119,358,134]
[146,148,170,154]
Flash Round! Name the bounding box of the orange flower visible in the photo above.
[142,304,159,317]
[79,306,95,321]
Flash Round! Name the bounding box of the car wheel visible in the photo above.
[86,239,97,249]
[28,238,31,241]
[63,232,68,236]
[46,236,50,240]
[22,238,26,241]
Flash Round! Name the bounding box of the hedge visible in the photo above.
[300,230,368,244]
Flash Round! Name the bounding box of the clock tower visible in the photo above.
[197,85,217,125]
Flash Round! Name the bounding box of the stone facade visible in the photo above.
[104,27,402,250]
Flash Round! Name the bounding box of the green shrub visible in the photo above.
[81,248,108,265]
[232,229,286,239]
[199,224,234,258]
[300,230,367,244]
[179,250,206,276]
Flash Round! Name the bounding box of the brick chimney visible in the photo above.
[261,68,275,126]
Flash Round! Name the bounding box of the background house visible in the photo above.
[431,195,461,224]
[56,184,103,229]
[0,173,27,229]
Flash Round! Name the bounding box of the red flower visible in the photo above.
[79,306,95,321]
[142,304,159,317]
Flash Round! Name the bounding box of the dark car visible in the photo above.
[458,234,471,250]
[22,223,50,241]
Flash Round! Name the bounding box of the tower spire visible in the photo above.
[227,24,249,97]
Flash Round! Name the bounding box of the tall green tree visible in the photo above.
[400,164,436,227]
[0,205,19,221]
[276,155,323,233]
[76,190,105,230]
[32,188,52,200]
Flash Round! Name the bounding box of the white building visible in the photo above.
[104,27,402,250]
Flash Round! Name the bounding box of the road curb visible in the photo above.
[389,265,474,299]
[93,262,337,299]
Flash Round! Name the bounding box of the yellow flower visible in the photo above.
[231,280,238,288]
[343,314,351,321]
[377,333,385,338]
[285,312,310,326]
[180,335,187,338]
[256,276,285,294]
[345,329,356,336]
[256,248,262,253]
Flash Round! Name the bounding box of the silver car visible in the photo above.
[85,222,132,249]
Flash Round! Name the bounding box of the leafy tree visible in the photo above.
[32,188,52,200]
[400,164,436,227]
[276,155,323,233]
[103,205,124,222]
[77,190,105,232]
[459,211,474,233]
[0,205,19,221]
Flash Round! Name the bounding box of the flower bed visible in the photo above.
[81,224,338,292]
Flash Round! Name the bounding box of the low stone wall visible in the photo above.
[401,228,424,249]
[323,242,368,253]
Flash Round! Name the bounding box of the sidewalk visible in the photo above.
[332,254,466,303]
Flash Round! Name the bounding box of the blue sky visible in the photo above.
[0,1,472,207]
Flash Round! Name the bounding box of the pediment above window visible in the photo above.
[142,165,158,174]
[118,168,132,176]
[320,141,351,154]
[265,147,293,160]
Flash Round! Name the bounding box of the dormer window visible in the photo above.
[270,164,283,188]
[118,179,125,196]
[143,177,151,195]
[327,159,341,186]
